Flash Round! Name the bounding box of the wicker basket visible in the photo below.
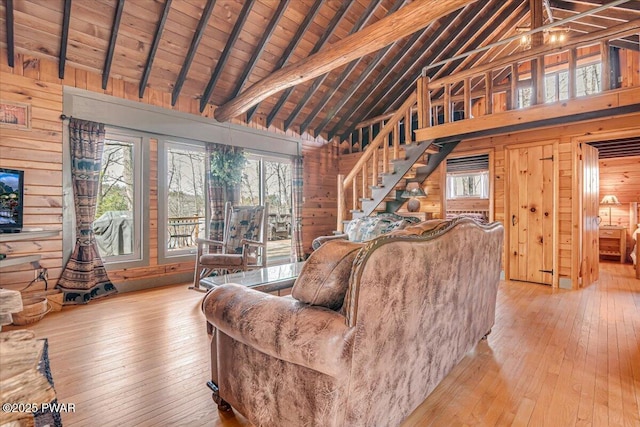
[21,289,63,312]
[12,296,51,326]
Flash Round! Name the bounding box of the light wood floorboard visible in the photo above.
[15,262,640,426]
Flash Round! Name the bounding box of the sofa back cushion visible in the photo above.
[292,240,362,310]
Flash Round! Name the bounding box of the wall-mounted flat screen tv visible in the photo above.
[0,168,24,233]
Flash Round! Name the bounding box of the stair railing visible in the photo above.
[336,91,418,231]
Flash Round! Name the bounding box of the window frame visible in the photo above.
[446,170,490,200]
[157,137,208,264]
[96,127,149,268]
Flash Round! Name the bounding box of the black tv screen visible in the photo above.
[0,168,24,232]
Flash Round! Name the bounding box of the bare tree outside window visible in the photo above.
[166,146,205,250]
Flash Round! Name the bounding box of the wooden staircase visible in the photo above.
[336,90,458,230]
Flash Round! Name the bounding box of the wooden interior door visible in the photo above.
[580,143,600,287]
[508,143,555,285]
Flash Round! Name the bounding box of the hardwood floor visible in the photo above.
[19,262,640,426]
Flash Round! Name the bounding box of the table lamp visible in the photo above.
[401,182,427,212]
[600,194,620,226]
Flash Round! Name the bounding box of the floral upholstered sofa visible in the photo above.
[202,217,504,427]
[311,212,420,250]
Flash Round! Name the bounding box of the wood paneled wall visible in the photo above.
[0,50,337,292]
[599,155,640,259]
[449,114,640,287]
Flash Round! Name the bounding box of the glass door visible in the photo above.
[240,154,292,263]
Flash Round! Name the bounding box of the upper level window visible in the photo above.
[95,132,143,263]
[576,62,601,97]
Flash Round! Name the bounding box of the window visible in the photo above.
[517,85,533,109]
[160,141,206,258]
[576,62,601,97]
[95,132,143,263]
[446,171,489,199]
[545,72,569,103]
[240,154,292,263]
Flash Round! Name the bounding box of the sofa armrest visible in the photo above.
[203,283,354,377]
[311,233,348,250]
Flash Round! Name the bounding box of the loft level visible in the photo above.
[415,19,639,142]
[344,19,639,152]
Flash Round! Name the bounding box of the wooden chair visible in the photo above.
[191,203,268,290]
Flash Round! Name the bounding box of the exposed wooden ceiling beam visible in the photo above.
[325,17,458,140]
[284,0,389,133]
[407,0,526,106]
[299,0,408,135]
[558,0,640,12]
[171,0,215,106]
[102,0,125,90]
[325,29,427,139]
[58,0,72,79]
[229,0,290,100]
[265,0,352,128]
[550,0,636,21]
[5,0,14,67]
[214,0,478,122]
[421,0,633,73]
[139,0,172,99]
[245,0,324,123]
[352,1,490,135]
[199,0,256,112]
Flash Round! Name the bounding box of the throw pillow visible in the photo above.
[292,240,362,310]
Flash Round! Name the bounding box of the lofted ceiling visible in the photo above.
[0,0,638,142]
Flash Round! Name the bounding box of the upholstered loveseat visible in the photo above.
[311,212,420,250]
[202,217,504,427]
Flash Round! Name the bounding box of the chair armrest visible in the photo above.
[196,238,224,246]
[241,238,265,247]
[202,283,354,378]
[311,233,348,250]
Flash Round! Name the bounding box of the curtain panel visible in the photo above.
[291,155,305,261]
[205,143,243,242]
[58,118,117,304]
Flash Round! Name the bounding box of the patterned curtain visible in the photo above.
[57,119,117,304]
[291,155,305,261]
[205,142,243,242]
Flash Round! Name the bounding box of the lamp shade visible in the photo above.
[600,195,620,205]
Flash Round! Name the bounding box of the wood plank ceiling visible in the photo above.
[0,0,638,142]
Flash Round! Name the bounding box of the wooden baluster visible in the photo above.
[536,55,545,104]
[393,123,400,159]
[464,77,471,118]
[601,40,610,91]
[353,175,358,212]
[485,71,493,115]
[510,63,518,109]
[417,76,431,128]
[404,108,412,144]
[568,48,577,99]
[358,127,363,152]
[382,121,389,174]
[337,174,345,231]
[372,146,379,189]
[361,163,367,201]
[444,83,451,123]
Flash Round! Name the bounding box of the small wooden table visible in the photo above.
[199,261,305,293]
[599,226,627,263]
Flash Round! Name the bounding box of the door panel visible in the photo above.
[508,143,555,285]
